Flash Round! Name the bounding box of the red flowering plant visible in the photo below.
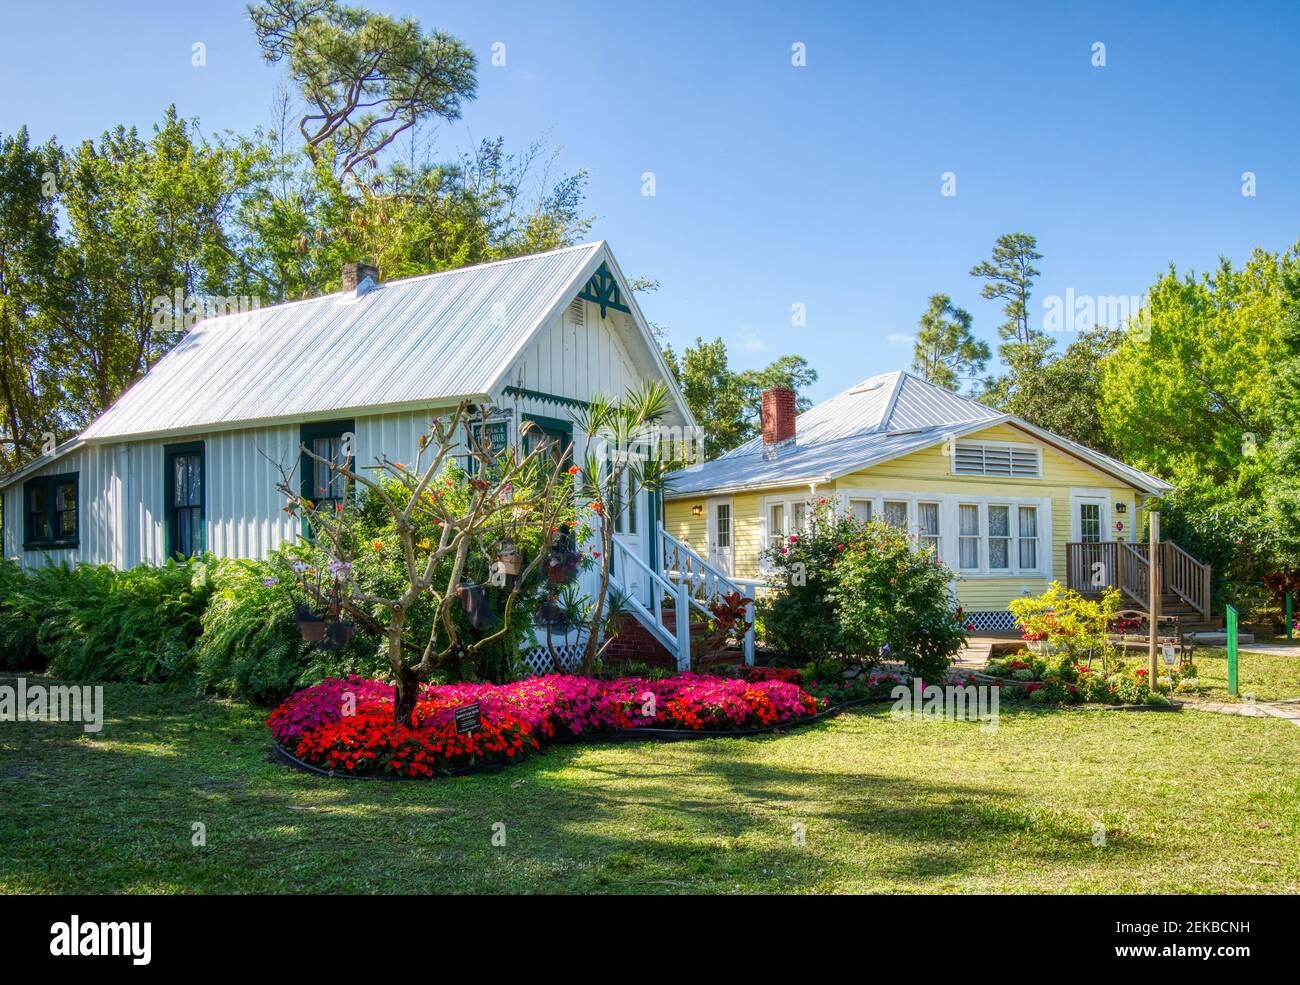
[268,672,822,776]
[743,666,802,684]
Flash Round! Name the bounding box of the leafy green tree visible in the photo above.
[249,0,477,184]
[52,108,264,423]
[1264,269,1300,568]
[667,337,750,459]
[236,135,592,301]
[737,354,818,424]
[661,339,818,459]
[1101,246,1299,584]
[910,293,989,390]
[0,127,62,472]
[998,326,1122,455]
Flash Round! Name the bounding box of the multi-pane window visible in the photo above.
[849,499,872,523]
[1079,502,1102,543]
[23,473,78,548]
[767,503,786,551]
[166,444,204,559]
[715,503,731,549]
[988,505,1011,570]
[953,442,1041,478]
[958,504,981,570]
[918,501,941,555]
[300,421,355,525]
[883,500,908,529]
[1019,506,1039,569]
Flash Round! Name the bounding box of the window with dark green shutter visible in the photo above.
[23,472,79,549]
[165,442,205,558]
[300,420,355,522]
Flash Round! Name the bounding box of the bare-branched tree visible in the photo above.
[275,401,571,723]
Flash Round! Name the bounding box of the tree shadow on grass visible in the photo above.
[0,684,1152,893]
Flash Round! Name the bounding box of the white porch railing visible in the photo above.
[610,535,692,672]
[658,524,775,666]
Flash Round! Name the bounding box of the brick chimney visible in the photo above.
[761,387,797,457]
[342,261,380,293]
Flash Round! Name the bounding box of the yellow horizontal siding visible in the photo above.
[667,422,1146,613]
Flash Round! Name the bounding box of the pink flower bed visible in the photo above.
[268,673,822,777]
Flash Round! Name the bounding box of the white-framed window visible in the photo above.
[988,504,1011,570]
[952,441,1042,479]
[958,504,981,570]
[848,498,872,523]
[918,501,941,555]
[767,502,786,551]
[760,494,814,569]
[883,500,908,529]
[714,502,730,549]
[1018,505,1039,569]
[824,489,1051,576]
[956,500,1043,575]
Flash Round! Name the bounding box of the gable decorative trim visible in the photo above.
[575,262,630,318]
[504,386,590,411]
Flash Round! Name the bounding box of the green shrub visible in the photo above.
[758,499,862,662]
[759,499,967,682]
[0,557,211,681]
[828,511,968,683]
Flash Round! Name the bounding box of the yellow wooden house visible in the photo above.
[660,370,1211,632]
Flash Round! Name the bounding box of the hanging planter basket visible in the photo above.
[495,545,523,576]
[456,581,499,630]
[535,598,571,634]
[546,550,581,584]
[318,620,357,652]
[295,604,326,643]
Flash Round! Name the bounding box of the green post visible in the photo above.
[1226,603,1239,698]
[1287,592,1293,640]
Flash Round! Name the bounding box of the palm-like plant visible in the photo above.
[570,382,674,674]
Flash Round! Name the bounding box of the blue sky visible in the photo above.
[3,0,1298,403]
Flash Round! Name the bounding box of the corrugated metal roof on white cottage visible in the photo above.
[81,242,606,441]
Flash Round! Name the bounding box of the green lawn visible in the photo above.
[2,674,1298,894]
[1192,647,1300,703]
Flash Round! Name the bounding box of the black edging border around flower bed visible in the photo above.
[269,695,891,781]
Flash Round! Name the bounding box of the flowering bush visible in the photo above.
[761,498,968,681]
[1009,582,1120,673]
[269,672,821,777]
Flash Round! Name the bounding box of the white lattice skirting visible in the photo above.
[520,638,588,676]
[965,610,1019,632]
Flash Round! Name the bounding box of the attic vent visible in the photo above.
[953,442,1042,478]
[568,299,586,327]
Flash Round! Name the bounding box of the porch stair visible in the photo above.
[601,525,773,671]
[1066,539,1216,631]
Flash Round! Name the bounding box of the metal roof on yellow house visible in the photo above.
[666,370,1173,497]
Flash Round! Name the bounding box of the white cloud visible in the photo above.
[887,333,915,345]
[733,329,769,353]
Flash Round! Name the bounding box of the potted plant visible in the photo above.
[294,603,326,643]
[320,619,357,651]
[495,543,522,577]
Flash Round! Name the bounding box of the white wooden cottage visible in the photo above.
[0,242,699,671]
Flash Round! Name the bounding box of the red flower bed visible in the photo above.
[743,666,802,684]
[268,673,821,778]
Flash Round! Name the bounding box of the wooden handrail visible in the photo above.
[1065,540,1210,620]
